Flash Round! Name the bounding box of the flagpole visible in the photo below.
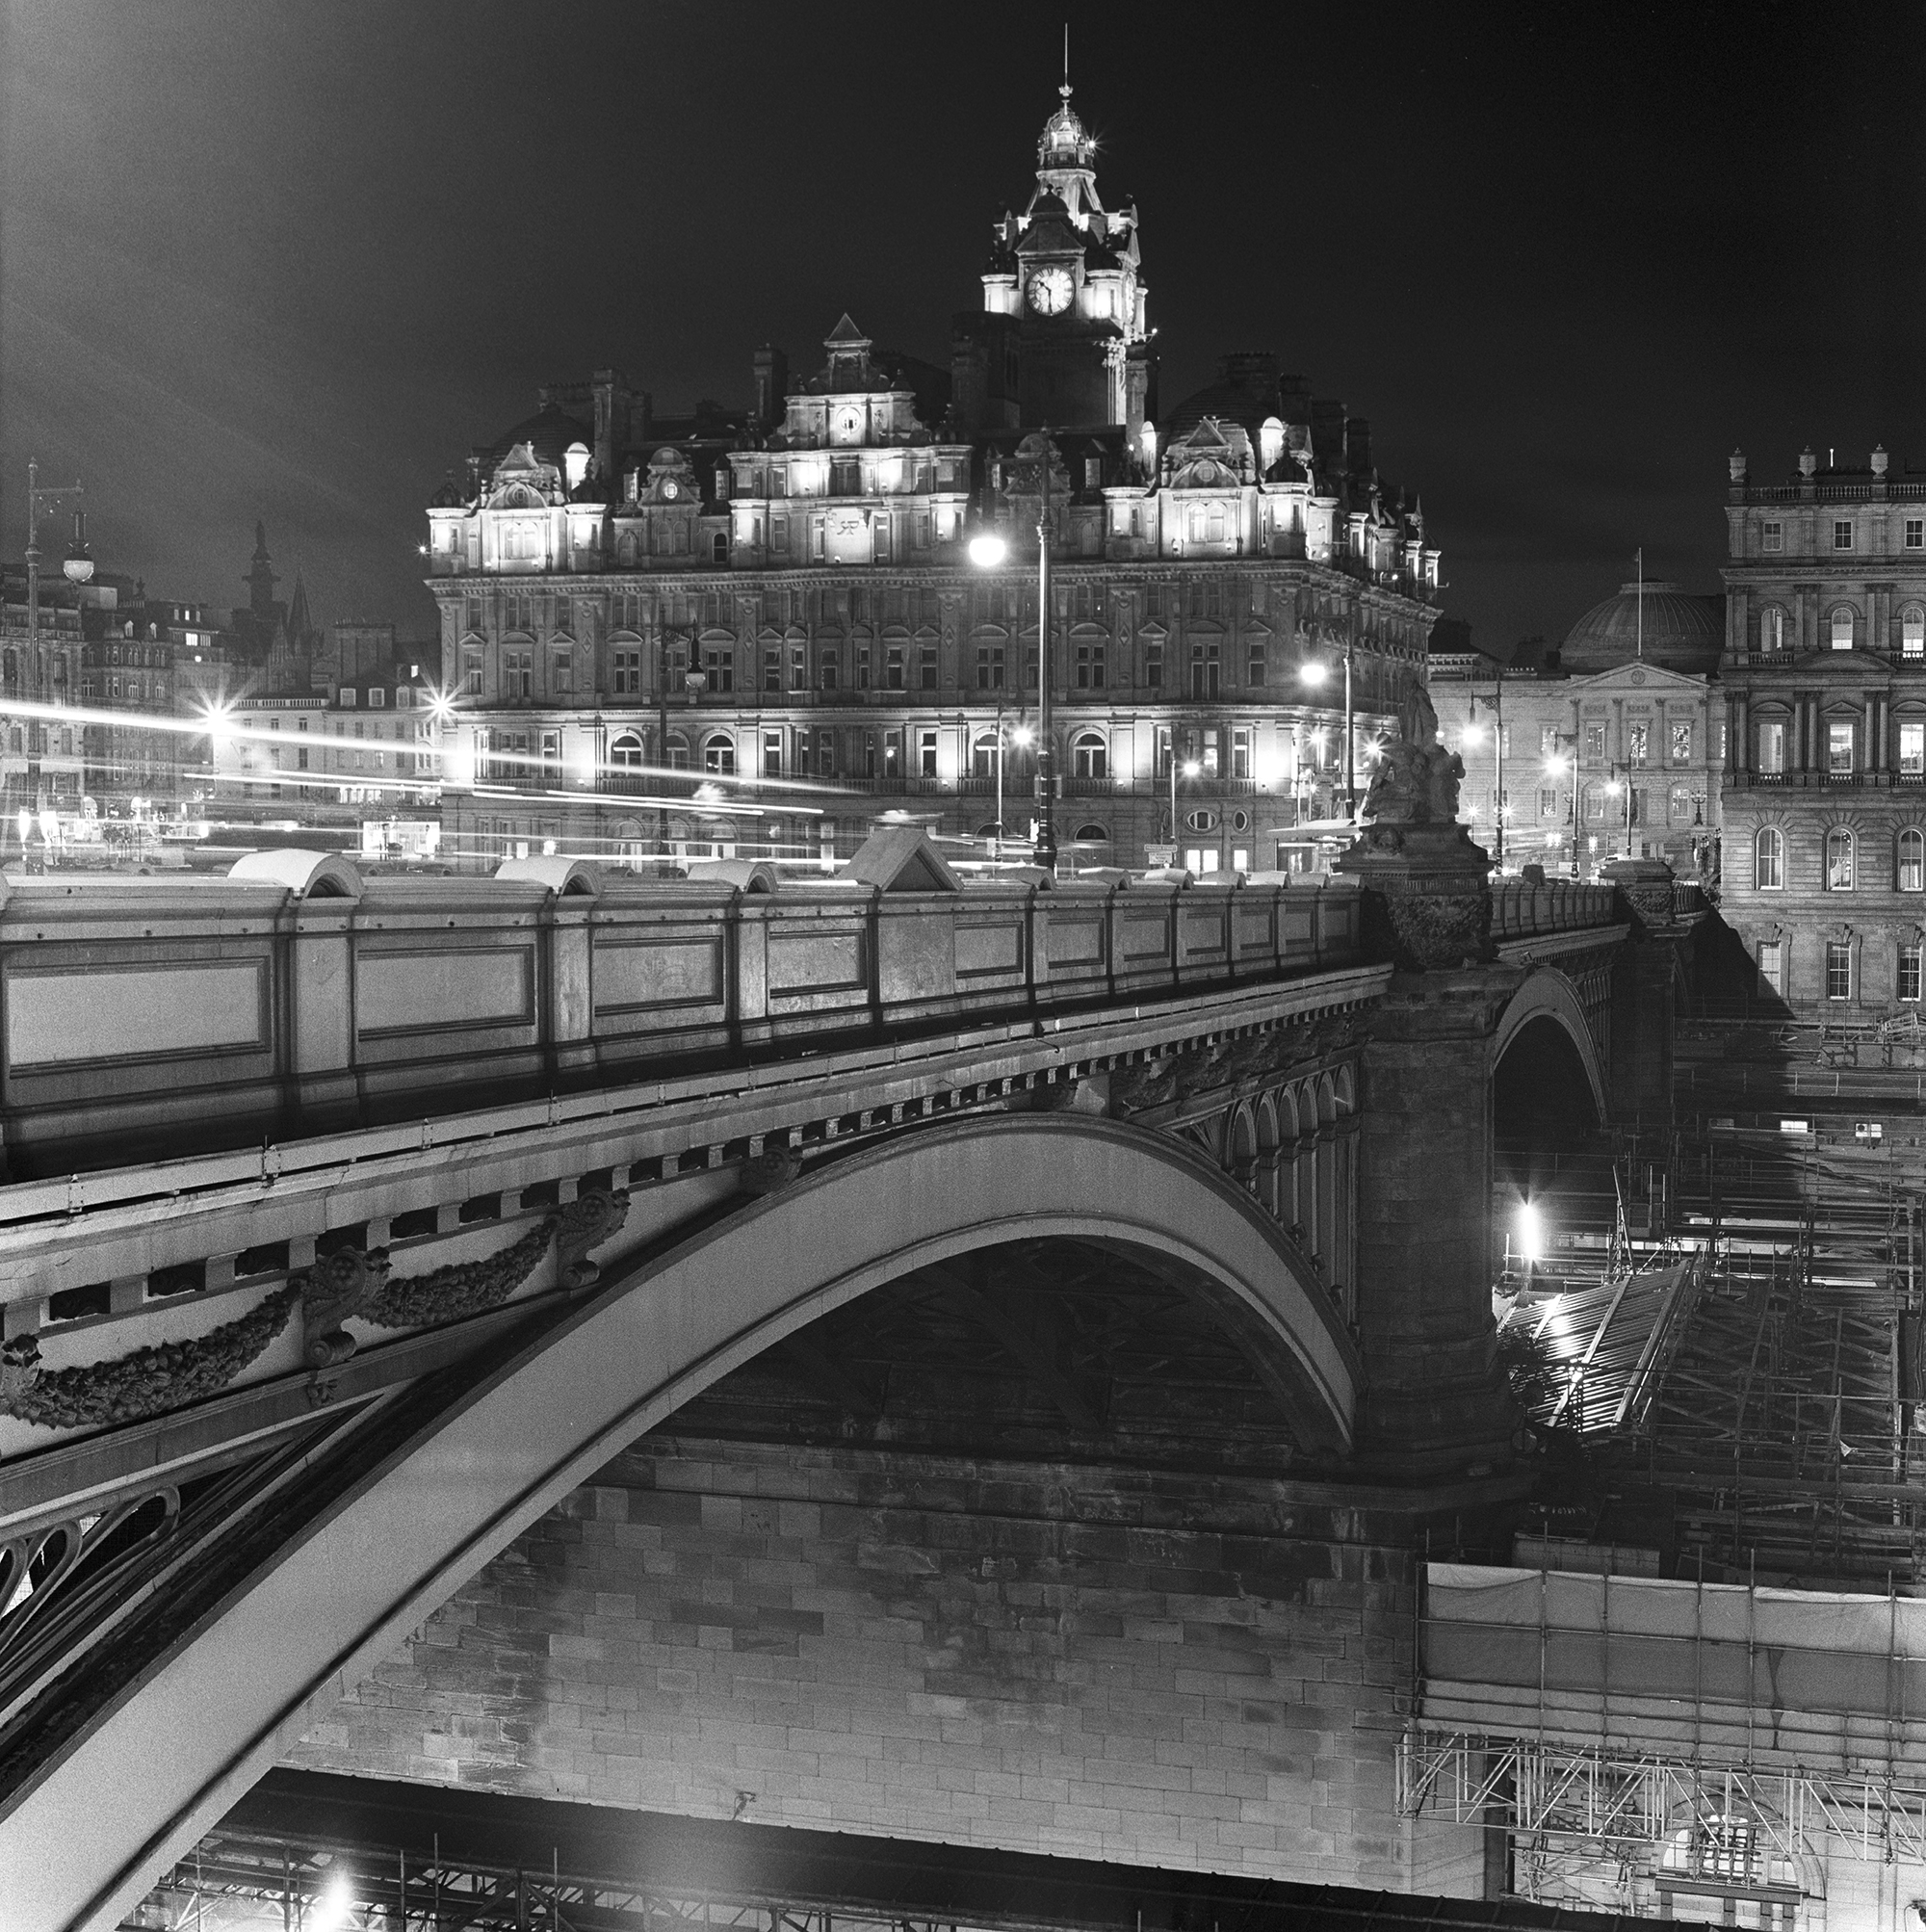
[1635,547,1644,662]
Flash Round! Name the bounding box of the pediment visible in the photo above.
[1137,620,1168,640]
[1564,663,1711,693]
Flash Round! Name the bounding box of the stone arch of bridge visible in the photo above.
[1491,966,1608,1125]
[9,1113,1361,1932]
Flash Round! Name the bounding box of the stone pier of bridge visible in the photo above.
[0,829,1709,1930]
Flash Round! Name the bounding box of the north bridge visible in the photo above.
[0,828,1706,1930]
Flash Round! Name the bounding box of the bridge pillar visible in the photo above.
[1602,858,1686,1122]
[1353,965,1522,1475]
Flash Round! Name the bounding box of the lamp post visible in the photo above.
[22,460,85,647]
[968,431,1060,873]
[1467,681,1506,869]
[1297,635,1356,822]
[1170,753,1201,850]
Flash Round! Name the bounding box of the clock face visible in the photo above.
[662,482,679,501]
[1028,266,1074,316]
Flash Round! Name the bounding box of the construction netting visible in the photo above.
[1422,1562,1926,1773]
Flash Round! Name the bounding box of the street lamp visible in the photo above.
[1297,635,1355,821]
[1170,754,1201,850]
[22,460,84,644]
[1465,685,1505,869]
[967,431,1061,873]
[1602,769,1634,859]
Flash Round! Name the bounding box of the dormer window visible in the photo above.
[562,443,590,492]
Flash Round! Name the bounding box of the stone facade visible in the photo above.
[424,84,1442,878]
[290,1435,1480,1893]
[1429,654,1721,882]
[1720,446,1926,1012]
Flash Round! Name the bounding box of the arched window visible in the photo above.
[1904,609,1925,660]
[1072,729,1108,779]
[664,731,690,770]
[1831,607,1856,651]
[703,733,736,775]
[610,732,643,771]
[1758,605,1786,654]
[1075,822,1110,844]
[1755,826,1783,890]
[971,731,1000,779]
[1827,827,1855,890]
[1901,828,1925,892]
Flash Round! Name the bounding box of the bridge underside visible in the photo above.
[2,1112,1362,1932]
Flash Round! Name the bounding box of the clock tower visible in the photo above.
[951,81,1156,435]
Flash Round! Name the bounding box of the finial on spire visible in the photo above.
[1062,21,1070,97]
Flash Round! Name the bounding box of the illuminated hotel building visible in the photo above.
[426,86,1444,874]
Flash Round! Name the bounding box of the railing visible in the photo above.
[0,859,1370,1179]
[1740,479,1926,503]
[1672,879,1708,916]
[1488,876,1620,940]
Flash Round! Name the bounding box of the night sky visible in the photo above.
[5,0,1923,651]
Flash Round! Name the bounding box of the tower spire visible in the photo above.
[1062,21,1070,95]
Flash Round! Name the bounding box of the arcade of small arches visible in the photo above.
[1170,1063,1358,1314]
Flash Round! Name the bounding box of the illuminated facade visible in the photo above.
[1429,582,1724,878]
[426,87,1444,874]
[1720,446,1926,1011]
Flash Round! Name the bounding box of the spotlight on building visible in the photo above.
[1298,661,1329,689]
[309,1870,354,1932]
[1010,722,1034,747]
[967,533,1008,570]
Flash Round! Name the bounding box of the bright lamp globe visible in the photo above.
[967,534,1007,569]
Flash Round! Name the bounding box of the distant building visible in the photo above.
[1720,444,1926,1012]
[423,83,1443,875]
[204,619,438,816]
[1431,582,1724,877]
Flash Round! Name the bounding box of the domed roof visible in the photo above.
[1560,581,1723,676]
[484,401,592,471]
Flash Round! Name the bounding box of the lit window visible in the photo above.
[1903,947,1924,1002]
[918,729,938,777]
[1835,519,1856,551]
[1905,610,1925,658]
[1755,826,1783,889]
[1827,940,1852,1001]
[1072,730,1107,778]
[1627,721,1649,767]
[1828,719,1856,771]
[1905,723,1926,775]
[1671,720,1693,763]
[1759,605,1784,653]
[1827,827,1855,890]
[1762,521,1783,553]
[1831,608,1855,650]
[1902,828,1925,891]
[703,734,736,774]
[1757,719,1785,773]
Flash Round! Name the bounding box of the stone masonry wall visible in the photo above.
[289,1436,1480,1893]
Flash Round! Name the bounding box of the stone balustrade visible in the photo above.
[1487,876,1620,941]
[0,851,1366,1178]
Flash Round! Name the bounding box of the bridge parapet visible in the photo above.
[0,863,1362,1179]
[1487,876,1619,942]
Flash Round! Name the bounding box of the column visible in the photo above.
[1355,969,1520,1473]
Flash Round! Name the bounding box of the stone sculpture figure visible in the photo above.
[1361,675,1465,826]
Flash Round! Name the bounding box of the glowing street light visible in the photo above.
[1516,1201,1544,1264]
[1297,646,1354,822]
[967,434,1063,872]
[1170,753,1202,850]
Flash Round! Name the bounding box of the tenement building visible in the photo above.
[426,85,1443,874]
[1721,445,1926,1012]
[1430,579,1723,879]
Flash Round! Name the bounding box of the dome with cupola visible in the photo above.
[1561,581,1723,675]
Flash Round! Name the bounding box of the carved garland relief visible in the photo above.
[0,1189,631,1433]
